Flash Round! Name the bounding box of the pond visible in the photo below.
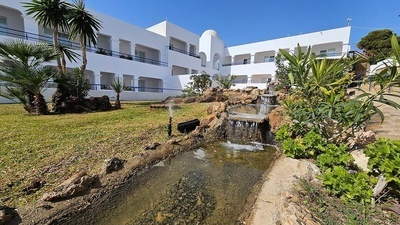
[61,141,277,225]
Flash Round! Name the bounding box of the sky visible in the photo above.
[84,0,400,50]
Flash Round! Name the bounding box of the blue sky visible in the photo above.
[84,0,400,50]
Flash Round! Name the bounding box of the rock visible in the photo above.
[22,178,46,195]
[201,88,216,102]
[42,171,95,202]
[0,206,18,225]
[206,102,227,116]
[201,114,215,126]
[350,150,369,172]
[103,157,127,174]
[354,130,376,148]
[142,142,161,150]
[183,97,196,103]
[268,106,287,133]
[250,88,260,101]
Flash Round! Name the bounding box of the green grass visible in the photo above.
[0,101,212,206]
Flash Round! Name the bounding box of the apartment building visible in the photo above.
[0,0,351,103]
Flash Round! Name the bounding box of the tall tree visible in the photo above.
[23,0,71,74]
[0,39,59,114]
[68,0,102,72]
[357,29,400,64]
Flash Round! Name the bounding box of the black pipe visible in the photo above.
[168,116,172,136]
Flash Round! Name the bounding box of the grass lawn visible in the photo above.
[0,101,212,207]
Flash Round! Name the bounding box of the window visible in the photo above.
[320,49,335,57]
[0,17,7,35]
[44,28,71,46]
[135,50,146,63]
[327,48,335,56]
[264,56,275,63]
[138,80,145,92]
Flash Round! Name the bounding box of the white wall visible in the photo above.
[0,0,352,104]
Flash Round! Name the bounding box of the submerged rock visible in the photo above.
[129,171,216,224]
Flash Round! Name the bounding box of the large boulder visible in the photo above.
[84,95,112,111]
[268,106,287,133]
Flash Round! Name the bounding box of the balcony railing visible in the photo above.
[168,45,200,58]
[0,26,168,67]
[222,52,347,67]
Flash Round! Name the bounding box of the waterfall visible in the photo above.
[226,119,272,144]
[226,94,278,144]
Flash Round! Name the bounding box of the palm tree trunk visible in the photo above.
[115,92,121,109]
[80,35,87,72]
[52,29,63,75]
[34,93,48,115]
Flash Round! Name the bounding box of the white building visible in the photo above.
[0,0,351,103]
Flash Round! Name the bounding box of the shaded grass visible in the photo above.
[0,101,212,206]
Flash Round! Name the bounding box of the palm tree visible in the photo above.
[68,0,102,72]
[23,0,71,74]
[110,77,123,109]
[0,39,59,114]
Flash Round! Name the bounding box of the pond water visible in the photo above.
[63,142,277,225]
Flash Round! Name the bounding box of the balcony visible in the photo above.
[168,45,200,58]
[0,26,168,66]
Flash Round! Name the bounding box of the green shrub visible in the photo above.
[316,143,354,172]
[275,124,291,142]
[282,130,325,159]
[320,166,376,204]
[365,138,400,188]
[64,68,91,99]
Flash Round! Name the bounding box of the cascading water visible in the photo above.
[226,94,278,144]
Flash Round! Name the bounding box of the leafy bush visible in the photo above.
[316,143,354,172]
[215,74,236,89]
[275,124,291,141]
[320,166,376,204]
[63,68,91,99]
[281,130,325,159]
[187,72,212,95]
[365,138,400,188]
[279,35,400,138]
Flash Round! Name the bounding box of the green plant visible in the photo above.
[0,39,59,114]
[275,124,291,142]
[68,0,102,72]
[294,177,395,224]
[111,77,123,109]
[187,72,212,95]
[96,48,107,55]
[316,143,354,172]
[215,74,236,89]
[365,138,400,188]
[281,130,325,159]
[274,53,292,90]
[23,0,71,74]
[357,29,400,64]
[320,166,376,204]
[63,68,91,99]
